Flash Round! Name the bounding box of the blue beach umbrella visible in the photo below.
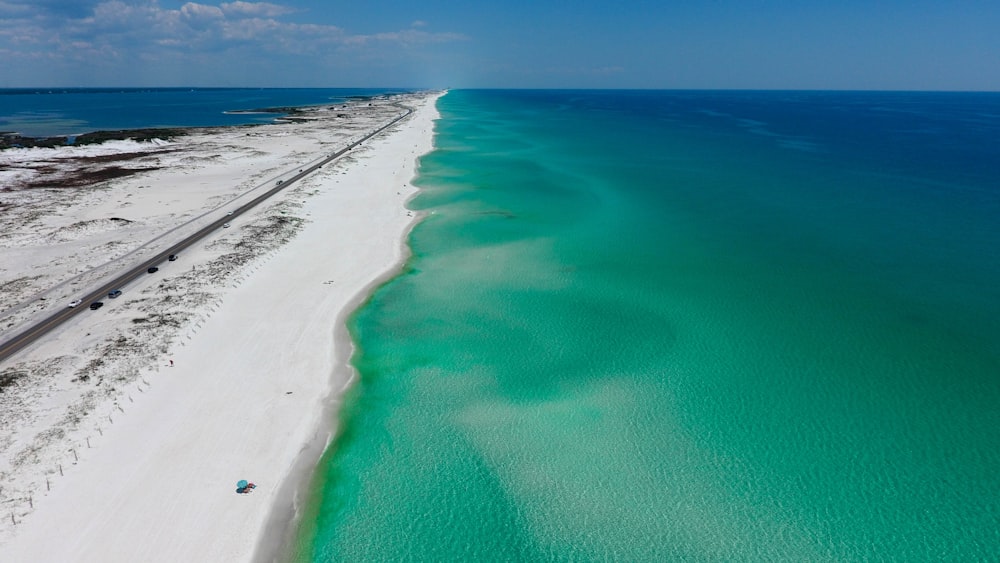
[237,479,248,489]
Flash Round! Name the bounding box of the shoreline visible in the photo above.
[251,119,436,562]
[253,206,424,563]
[255,97,441,561]
[0,91,443,562]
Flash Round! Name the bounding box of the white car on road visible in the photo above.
[68,299,82,308]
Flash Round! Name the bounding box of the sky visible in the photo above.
[0,0,998,90]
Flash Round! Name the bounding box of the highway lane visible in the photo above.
[0,105,412,364]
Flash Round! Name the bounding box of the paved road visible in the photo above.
[0,105,413,364]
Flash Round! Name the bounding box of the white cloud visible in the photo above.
[0,0,468,84]
[219,16,285,41]
[0,2,33,16]
[3,1,464,54]
[220,1,294,18]
[181,2,224,21]
[367,29,467,46]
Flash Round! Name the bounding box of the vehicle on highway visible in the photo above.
[147,266,159,273]
[68,299,82,308]
[227,211,234,216]
[168,254,178,261]
[223,223,231,228]
[0,109,412,364]
[108,289,122,298]
[89,302,104,310]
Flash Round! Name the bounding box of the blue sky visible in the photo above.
[1,1,997,90]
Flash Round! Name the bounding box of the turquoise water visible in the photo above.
[294,90,1000,560]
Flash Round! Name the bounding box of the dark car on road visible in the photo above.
[89,302,104,310]
[147,267,159,274]
[108,289,122,298]
[168,254,178,261]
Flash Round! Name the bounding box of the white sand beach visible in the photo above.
[0,91,442,562]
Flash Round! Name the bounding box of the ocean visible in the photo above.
[0,87,410,137]
[292,90,1000,560]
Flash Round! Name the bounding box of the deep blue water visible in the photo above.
[0,87,410,137]
[293,90,1000,561]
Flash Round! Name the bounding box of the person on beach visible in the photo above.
[169,359,173,367]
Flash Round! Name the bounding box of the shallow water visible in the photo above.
[294,90,1000,561]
